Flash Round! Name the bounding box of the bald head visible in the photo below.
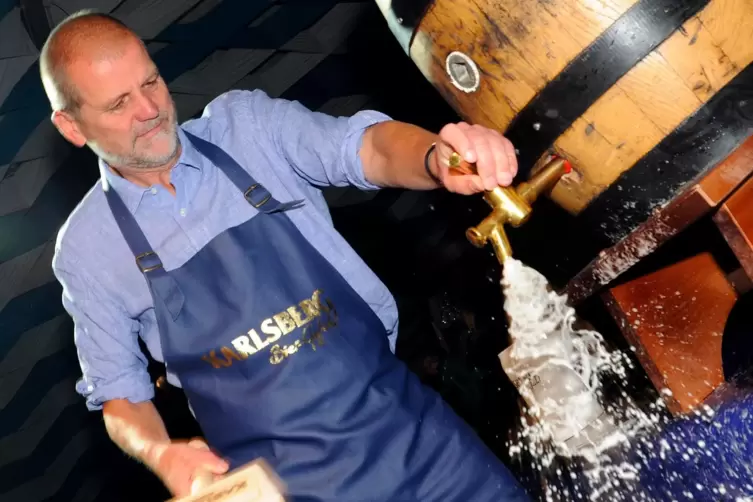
[40,10,138,112]
[40,10,179,171]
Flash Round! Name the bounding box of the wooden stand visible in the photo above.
[599,169,753,414]
[603,253,737,414]
[714,176,753,281]
[565,136,753,304]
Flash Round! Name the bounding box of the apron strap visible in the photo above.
[102,128,303,318]
[103,185,185,320]
[183,130,305,213]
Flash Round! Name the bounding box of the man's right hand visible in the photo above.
[101,401,228,498]
[154,439,230,498]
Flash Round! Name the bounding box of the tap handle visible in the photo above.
[447,151,477,176]
[449,152,571,187]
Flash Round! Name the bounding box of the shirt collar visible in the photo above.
[99,127,203,213]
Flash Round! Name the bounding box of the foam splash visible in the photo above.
[499,259,753,500]
[500,258,672,500]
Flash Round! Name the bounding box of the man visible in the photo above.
[43,10,529,501]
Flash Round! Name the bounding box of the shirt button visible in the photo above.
[180,208,187,217]
[87,385,94,392]
[150,187,157,195]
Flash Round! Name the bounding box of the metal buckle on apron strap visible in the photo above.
[134,250,185,319]
[136,251,163,273]
[244,184,272,208]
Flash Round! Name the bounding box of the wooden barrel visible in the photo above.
[377,0,753,250]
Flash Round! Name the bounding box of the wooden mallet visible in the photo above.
[169,440,286,502]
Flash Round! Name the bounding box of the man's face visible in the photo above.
[64,36,179,170]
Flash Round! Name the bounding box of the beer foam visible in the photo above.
[501,258,630,457]
[499,259,753,500]
[500,258,670,500]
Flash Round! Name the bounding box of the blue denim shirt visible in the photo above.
[52,90,398,411]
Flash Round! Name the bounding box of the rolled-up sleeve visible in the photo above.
[54,256,154,411]
[218,89,392,190]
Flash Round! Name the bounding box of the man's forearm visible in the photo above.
[360,120,441,190]
[103,399,171,471]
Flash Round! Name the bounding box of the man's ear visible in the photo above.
[51,110,87,147]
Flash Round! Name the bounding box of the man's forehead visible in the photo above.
[70,35,147,71]
[67,42,155,100]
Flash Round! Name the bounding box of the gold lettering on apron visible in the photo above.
[313,289,333,315]
[230,335,256,357]
[287,341,301,355]
[299,298,320,319]
[303,323,326,349]
[210,289,339,366]
[248,329,269,350]
[201,350,233,368]
[268,296,340,364]
[220,347,243,365]
[324,298,338,325]
[273,311,297,335]
[270,345,285,365]
[287,305,311,328]
[260,318,282,344]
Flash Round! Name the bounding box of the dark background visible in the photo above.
[0,1,655,501]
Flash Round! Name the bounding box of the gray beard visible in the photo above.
[91,124,180,170]
[92,98,181,170]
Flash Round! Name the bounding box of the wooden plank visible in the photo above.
[551,35,713,212]
[409,0,638,131]
[603,252,736,414]
[563,135,753,303]
[714,175,753,280]
[615,51,702,134]
[476,0,585,81]
[698,134,753,203]
[552,93,665,213]
[572,71,753,244]
[698,0,753,68]
[727,267,753,294]
[506,0,708,180]
[539,0,640,47]
[564,186,711,303]
[409,12,528,130]
[657,16,739,102]
[550,0,753,214]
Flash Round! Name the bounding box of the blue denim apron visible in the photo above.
[104,131,530,502]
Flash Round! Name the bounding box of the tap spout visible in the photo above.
[488,224,513,263]
[451,154,571,264]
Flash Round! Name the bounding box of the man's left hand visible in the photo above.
[433,122,518,195]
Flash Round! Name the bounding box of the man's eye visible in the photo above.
[111,100,125,111]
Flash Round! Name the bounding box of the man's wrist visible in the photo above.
[423,142,443,186]
[139,439,171,471]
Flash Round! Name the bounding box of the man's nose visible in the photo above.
[133,92,160,121]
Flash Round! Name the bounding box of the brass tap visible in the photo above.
[449,154,572,264]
